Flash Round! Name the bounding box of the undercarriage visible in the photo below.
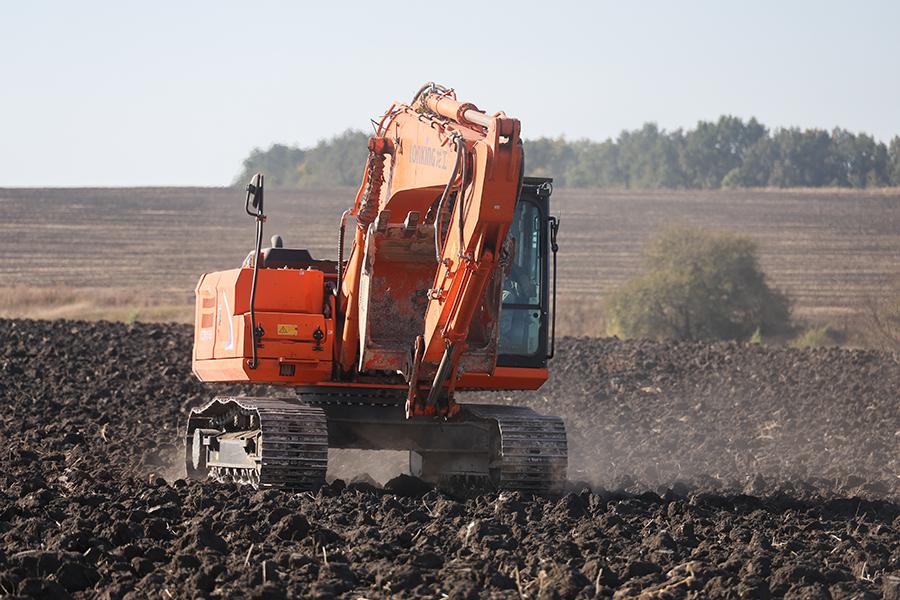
[184,386,567,494]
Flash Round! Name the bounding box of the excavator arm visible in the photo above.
[338,84,523,416]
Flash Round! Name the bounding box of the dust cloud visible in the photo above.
[465,336,900,500]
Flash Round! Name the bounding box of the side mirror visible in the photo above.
[245,173,265,217]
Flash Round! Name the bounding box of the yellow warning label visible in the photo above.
[276,324,298,336]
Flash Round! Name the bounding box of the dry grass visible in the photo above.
[554,294,608,338]
[0,284,602,336]
[0,285,892,350]
[0,285,192,323]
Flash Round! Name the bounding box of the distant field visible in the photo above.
[2,187,899,335]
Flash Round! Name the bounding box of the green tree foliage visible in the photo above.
[237,121,900,189]
[616,123,686,188]
[236,130,368,188]
[889,137,900,186]
[725,128,894,188]
[606,226,791,342]
[681,116,767,189]
[238,144,306,187]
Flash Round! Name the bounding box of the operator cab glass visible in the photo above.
[498,178,553,368]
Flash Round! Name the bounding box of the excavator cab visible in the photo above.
[499,177,555,367]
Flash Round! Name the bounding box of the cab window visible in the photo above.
[499,200,543,356]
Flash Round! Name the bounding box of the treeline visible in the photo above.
[238,118,900,189]
[238,130,370,188]
[529,119,900,188]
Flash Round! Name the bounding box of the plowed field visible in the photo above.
[1,319,897,598]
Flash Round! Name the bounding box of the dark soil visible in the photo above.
[474,337,900,501]
[1,318,898,598]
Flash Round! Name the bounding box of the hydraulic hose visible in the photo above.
[457,139,467,257]
[412,82,451,105]
[434,134,464,262]
[336,209,350,297]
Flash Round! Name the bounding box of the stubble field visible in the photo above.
[2,187,900,336]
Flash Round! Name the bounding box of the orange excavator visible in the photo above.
[184,83,566,493]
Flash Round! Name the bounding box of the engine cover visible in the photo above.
[192,267,333,384]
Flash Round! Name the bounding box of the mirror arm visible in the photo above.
[245,173,266,370]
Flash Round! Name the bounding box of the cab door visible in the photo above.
[498,177,553,369]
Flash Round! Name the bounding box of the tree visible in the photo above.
[617,123,687,188]
[564,139,622,187]
[889,136,900,186]
[681,116,766,188]
[236,144,306,187]
[606,226,791,341]
[294,130,369,187]
[830,128,891,188]
[235,130,368,188]
[523,137,579,186]
[766,128,837,187]
[723,136,777,187]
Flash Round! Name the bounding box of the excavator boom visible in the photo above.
[339,83,525,416]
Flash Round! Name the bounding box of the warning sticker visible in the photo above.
[277,324,298,336]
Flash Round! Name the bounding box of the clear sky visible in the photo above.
[2,1,899,187]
